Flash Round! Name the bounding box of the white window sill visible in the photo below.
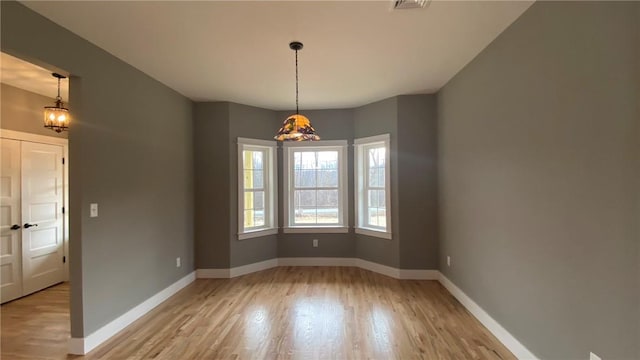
[238,228,278,240]
[355,227,392,240]
[283,227,349,234]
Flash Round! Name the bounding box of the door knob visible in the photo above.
[10,224,21,230]
[23,223,38,229]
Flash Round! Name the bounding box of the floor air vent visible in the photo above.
[393,0,430,10]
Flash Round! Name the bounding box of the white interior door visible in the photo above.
[20,141,64,296]
[1,139,23,303]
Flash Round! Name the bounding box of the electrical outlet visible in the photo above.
[176,257,181,268]
[589,352,602,360]
[90,203,98,218]
[447,256,451,267]
[312,239,318,248]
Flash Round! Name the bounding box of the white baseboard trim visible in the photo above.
[231,258,279,277]
[197,257,437,280]
[196,268,230,278]
[355,258,400,278]
[278,257,356,267]
[438,273,538,360]
[398,268,439,280]
[68,271,196,355]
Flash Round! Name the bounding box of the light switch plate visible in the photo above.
[90,203,98,218]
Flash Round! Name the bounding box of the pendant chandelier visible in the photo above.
[43,73,69,133]
[274,41,320,141]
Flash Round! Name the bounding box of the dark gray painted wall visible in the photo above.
[194,102,231,268]
[228,103,278,267]
[1,83,68,138]
[275,109,356,259]
[353,98,400,267]
[2,1,194,337]
[397,95,438,269]
[438,2,639,359]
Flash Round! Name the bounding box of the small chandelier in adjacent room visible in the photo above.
[43,73,69,133]
[274,41,320,141]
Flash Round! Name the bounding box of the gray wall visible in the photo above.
[2,1,194,337]
[1,83,68,138]
[397,95,438,269]
[353,98,400,267]
[228,103,278,266]
[194,102,231,268]
[437,2,639,359]
[352,96,438,270]
[276,109,356,259]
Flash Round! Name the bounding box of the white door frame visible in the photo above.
[0,129,69,281]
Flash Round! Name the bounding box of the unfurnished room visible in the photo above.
[0,1,638,359]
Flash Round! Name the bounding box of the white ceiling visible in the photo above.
[1,52,69,101]
[20,0,533,110]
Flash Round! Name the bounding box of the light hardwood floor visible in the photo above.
[1,267,515,359]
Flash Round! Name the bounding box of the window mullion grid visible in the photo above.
[288,146,344,228]
[245,187,264,230]
[363,144,385,230]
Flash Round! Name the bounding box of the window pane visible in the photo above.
[377,189,386,208]
[294,207,316,224]
[368,208,379,226]
[243,150,263,170]
[244,191,254,210]
[294,169,316,187]
[289,148,343,226]
[253,170,264,189]
[253,209,265,227]
[368,190,378,207]
[317,151,338,169]
[377,208,386,228]
[368,147,385,168]
[253,191,264,209]
[244,210,254,228]
[294,190,316,207]
[317,207,339,223]
[317,169,338,187]
[294,152,301,169]
[317,190,338,207]
[368,189,386,208]
[295,151,316,169]
[252,151,263,170]
[244,170,264,190]
[369,168,384,187]
[368,148,377,167]
[239,142,276,234]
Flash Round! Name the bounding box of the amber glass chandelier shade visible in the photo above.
[44,73,69,133]
[274,114,320,141]
[274,41,320,141]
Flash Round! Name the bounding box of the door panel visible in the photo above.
[0,139,22,303]
[21,141,64,296]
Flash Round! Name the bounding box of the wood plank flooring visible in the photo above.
[1,282,71,360]
[1,267,515,359]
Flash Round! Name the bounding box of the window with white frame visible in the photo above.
[237,138,277,240]
[283,140,348,232]
[355,134,391,239]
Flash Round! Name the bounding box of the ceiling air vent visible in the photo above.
[393,0,430,10]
